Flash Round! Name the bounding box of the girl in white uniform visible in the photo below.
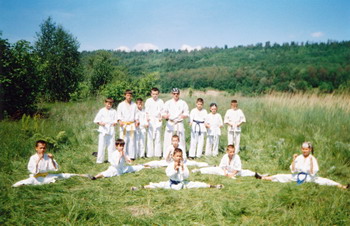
[132,148,223,190]
[93,98,118,163]
[255,142,349,189]
[189,98,208,159]
[13,140,87,187]
[205,103,223,156]
[193,144,255,178]
[224,100,246,153]
[90,139,144,180]
[144,135,208,168]
[145,87,164,158]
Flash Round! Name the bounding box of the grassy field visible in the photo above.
[1,91,350,225]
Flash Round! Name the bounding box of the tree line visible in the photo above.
[1,17,350,119]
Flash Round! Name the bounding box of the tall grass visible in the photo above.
[0,92,349,225]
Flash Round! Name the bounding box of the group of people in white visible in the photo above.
[12,87,349,190]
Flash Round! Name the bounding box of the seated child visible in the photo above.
[192,144,255,178]
[13,140,87,187]
[255,142,349,189]
[132,148,223,190]
[144,135,208,168]
[90,139,144,180]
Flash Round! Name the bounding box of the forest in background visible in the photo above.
[82,40,350,95]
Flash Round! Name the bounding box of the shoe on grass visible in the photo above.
[255,172,262,179]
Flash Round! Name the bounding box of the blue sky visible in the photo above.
[1,0,349,51]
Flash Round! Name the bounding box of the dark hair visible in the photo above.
[231,100,238,103]
[151,87,160,93]
[210,103,217,108]
[172,134,180,141]
[105,98,114,103]
[173,148,183,155]
[115,139,126,147]
[124,89,133,95]
[136,98,143,102]
[196,98,204,103]
[36,140,47,147]
[227,144,235,151]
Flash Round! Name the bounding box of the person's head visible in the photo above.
[104,98,114,110]
[115,139,126,151]
[124,90,133,102]
[173,148,183,163]
[171,88,180,101]
[35,140,47,155]
[210,103,218,114]
[231,100,238,109]
[227,144,235,158]
[196,98,204,110]
[136,98,143,110]
[301,142,313,156]
[150,87,160,100]
[171,135,180,148]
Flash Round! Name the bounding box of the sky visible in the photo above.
[1,0,349,51]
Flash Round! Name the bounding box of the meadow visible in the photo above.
[1,91,349,225]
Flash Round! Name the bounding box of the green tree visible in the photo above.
[90,52,114,93]
[0,37,40,118]
[35,17,81,101]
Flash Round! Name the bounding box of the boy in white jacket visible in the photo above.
[192,144,255,178]
[132,148,222,190]
[135,98,148,158]
[224,100,246,153]
[93,98,118,163]
[13,140,86,187]
[205,103,223,156]
[90,139,144,180]
[189,98,207,159]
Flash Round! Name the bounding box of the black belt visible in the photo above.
[193,120,205,135]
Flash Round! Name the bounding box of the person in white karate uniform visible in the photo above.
[135,98,148,158]
[90,139,144,180]
[131,148,223,190]
[192,144,255,178]
[145,87,164,158]
[13,140,87,187]
[205,103,223,156]
[224,100,246,153]
[255,142,349,189]
[145,135,208,168]
[189,98,208,159]
[162,88,189,156]
[117,90,139,160]
[93,98,118,163]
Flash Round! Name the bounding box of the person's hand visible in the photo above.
[119,121,124,127]
[205,123,210,128]
[99,122,106,126]
[293,154,298,160]
[47,153,54,159]
[163,114,170,120]
[180,114,186,119]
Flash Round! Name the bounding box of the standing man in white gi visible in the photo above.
[145,87,164,158]
[117,90,139,160]
[224,100,246,153]
[162,88,189,156]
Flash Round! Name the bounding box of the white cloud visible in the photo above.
[115,46,130,52]
[180,44,202,51]
[132,43,159,51]
[311,32,324,38]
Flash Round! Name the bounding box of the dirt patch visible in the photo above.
[126,205,154,217]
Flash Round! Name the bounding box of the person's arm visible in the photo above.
[310,156,319,176]
[219,114,224,128]
[47,154,59,171]
[166,162,179,177]
[28,155,39,174]
[224,110,231,125]
[181,101,189,119]
[290,154,298,173]
[237,110,246,127]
